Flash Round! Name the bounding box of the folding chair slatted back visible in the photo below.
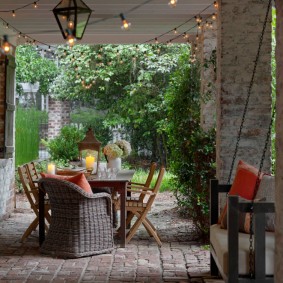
[125,167,166,246]
[18,163,50,242]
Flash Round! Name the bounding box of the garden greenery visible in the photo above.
[15,107,47,166]
[164,53,216,240]
[42,125,85,162]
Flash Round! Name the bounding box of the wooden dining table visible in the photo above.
[38,169,135,248]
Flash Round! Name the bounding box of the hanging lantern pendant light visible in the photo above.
[53,0,92,40]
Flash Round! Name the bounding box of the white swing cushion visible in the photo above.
[210,224,275,276]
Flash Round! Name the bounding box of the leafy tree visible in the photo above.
[51,44,189,162]
[16,45,58,95]
[165,54,216,241]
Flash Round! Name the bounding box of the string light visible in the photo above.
[212,13,217,20]
[12,10,16,17]
[0,0,41,13]
[1,35,10,54]
[196,32,199,41]
[168,0,177,8]
[144,2,215,44]
[155,37,159,44]
[214,1,218,9]
[183,32,189,39]
[195,15,202,23]
[173,28,178,34]
[120,13,131,30]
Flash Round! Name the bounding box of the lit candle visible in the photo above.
[47,163,56,174]
[86,155,95,171]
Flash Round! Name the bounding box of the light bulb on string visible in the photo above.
[18,32,21,38]
[173,28,178,34]
[2,35,11,54]
[183,32,188,39]
[197,23,202,30]
[12,10,16,17]
[6,23,9,29]
[212,13,217,20]
[196,32,199,41]
[168,0,177,8]
[205,21,209,28]
[214,1,218,9]
[120,13,131,30]
[33,2,38,8]
[155,37,159,44]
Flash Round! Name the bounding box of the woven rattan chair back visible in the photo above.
[39,178,114,258]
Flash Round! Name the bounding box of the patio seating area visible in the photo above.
[0,192,221,283]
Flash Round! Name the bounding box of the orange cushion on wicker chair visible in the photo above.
[218,160,263,225]
[41,172,92,194]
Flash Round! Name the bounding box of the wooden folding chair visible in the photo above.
[18,163,51,242]
[115,162,158,222]
[124,167,165,246]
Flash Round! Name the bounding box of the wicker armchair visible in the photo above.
[39,178,114,258]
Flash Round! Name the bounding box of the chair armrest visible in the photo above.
[127,188,155,196]
[128,181,145,186]
[127,185,152,191]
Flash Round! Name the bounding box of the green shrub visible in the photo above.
[15,107,47,166]
[42,125,85,162]
[165,53,216,241]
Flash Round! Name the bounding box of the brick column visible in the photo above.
[0,55,15,219]
[216,0,272,183]
[0,55,5,155]
[275,0,283,281]
[198,24,217,132]
[48,98,71,139]
[0,159,14,219]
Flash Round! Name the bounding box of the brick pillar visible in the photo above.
[198,24,217,132]
[0,159,14,219]
[216,0,272,183]
[48,98,71,139]
[0,55,15,219]
[275,0,283,281]
[0,55,5,155]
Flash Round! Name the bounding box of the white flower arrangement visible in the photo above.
[103,139,132,159]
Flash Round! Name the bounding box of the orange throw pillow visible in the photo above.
[218,160,263,225]
[41,172,92,194]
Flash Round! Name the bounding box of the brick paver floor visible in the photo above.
[0,192,223,282]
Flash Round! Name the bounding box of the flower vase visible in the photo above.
[107,157,121,171]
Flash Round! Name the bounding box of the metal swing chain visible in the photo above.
[227,0,272,185]
[248,103,276,278]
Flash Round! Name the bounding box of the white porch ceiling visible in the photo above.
[0,0,215,46]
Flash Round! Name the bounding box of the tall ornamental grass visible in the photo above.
[131,168,174,192]
[15,107,47,166]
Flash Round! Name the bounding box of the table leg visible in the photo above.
[39,187,45,246]
[120,184,126,248]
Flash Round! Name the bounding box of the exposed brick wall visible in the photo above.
[0,159,14,219]
[198,24,217,132]
[0,55,15,219]
[275,0,283,280]
[48,98,71,139]
[216,0,272,183]
[0,55,6,157]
